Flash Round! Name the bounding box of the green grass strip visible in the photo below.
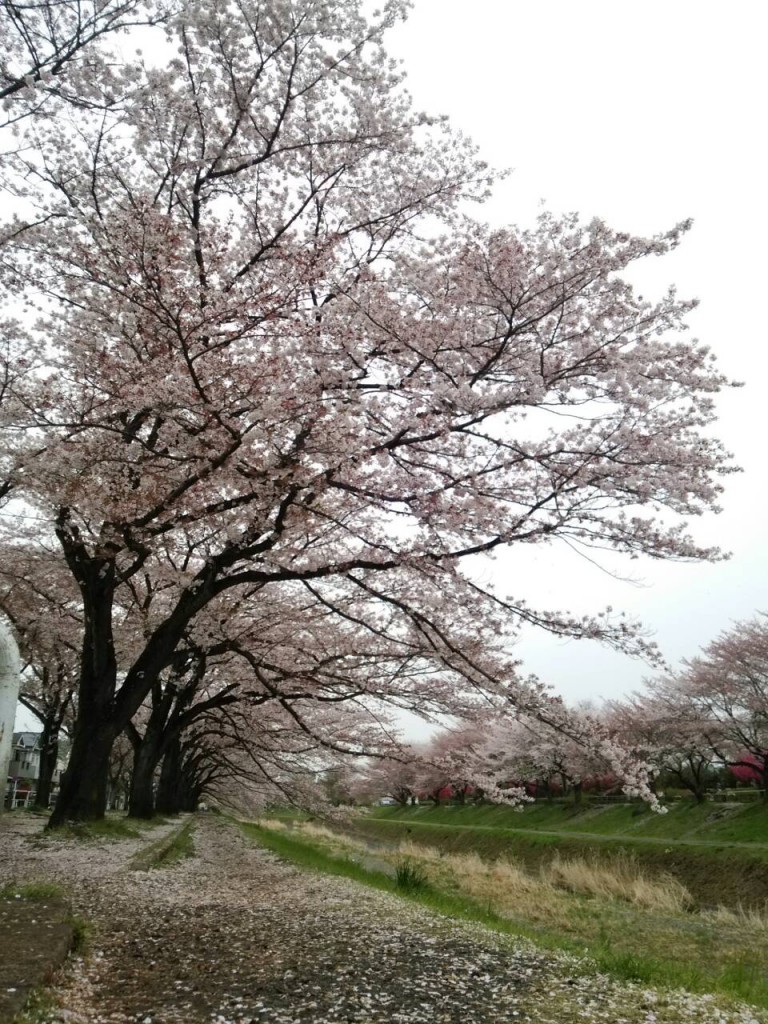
[368,801,768,846]
[128,819,196,871]
[44,816,147,841]
[0,881,64,900]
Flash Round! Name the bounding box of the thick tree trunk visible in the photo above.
[48,716,117,826]
[50,517,223,825]
[48,537,120,826]
[127,696,177,819]
[155,735,183,815]
[34,723,59,810]
[128,737,163,819]
[129,678,198,818]
[179,785,197,813]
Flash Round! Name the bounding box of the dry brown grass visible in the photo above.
[395,839,692,915]
[702,901,768,933]
[255,818,289,831]
[282,821,693,918]
[544,853,693,913]
[394,840,571,926]
[297,822,350,845]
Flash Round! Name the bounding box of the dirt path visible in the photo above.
[4,815,546,1023]
[2,813,766,1024]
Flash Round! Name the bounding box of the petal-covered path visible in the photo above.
[1,814,765,1024]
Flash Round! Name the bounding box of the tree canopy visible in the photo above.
[0,0,736,822]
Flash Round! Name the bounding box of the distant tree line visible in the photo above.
[343,616,768,810]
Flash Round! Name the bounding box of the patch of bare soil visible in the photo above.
[0,894,72,1021]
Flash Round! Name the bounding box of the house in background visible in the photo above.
[6,732,41,808]
[4,732,66,809]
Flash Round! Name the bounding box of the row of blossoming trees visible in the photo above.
[347,616,768,808]
[0,0,740,823]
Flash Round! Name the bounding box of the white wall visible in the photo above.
[0,618,21,807]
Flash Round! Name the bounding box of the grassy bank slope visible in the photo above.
[356,802,768,910]
[246,817,768,1014]
[369,800,768,842]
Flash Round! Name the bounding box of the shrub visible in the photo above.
[395,860,430,894]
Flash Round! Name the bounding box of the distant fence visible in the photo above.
[706,788,765,803]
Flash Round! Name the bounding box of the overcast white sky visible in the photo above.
[388,0,768,706]
[12,1,767,734]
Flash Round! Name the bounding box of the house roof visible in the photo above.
[12,732,41,749]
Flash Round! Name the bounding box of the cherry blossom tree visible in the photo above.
[465,705,625,805]
[408,723,487,804]
[606,684,720,802]
[124,642,211,817]
[0,0,170,122]
[106,731,133,810]
[0,0,736,824]
[121,564,493,817]
[346,752,421,806]
[669,616,768,800]
[176,691,399,814]
[0,545,79,807]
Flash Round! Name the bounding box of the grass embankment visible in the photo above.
[242,815,768,1012]
[358,801,768,910]
[366,799,768,841]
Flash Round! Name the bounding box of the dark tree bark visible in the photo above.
[663,759,709,803]
[48,532,119,826]
[17,667,74,811]
[127,726,162,819]
[49,716,119,824]
[126,649,240,818]
[157,735,209,813]
[126,677,180,819]
[48,523,228,825]
[155,734,184,815]
[34,721,59,810]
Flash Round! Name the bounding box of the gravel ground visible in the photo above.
[1,813,765,1024]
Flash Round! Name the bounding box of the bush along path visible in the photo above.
[1,813,766,1024]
